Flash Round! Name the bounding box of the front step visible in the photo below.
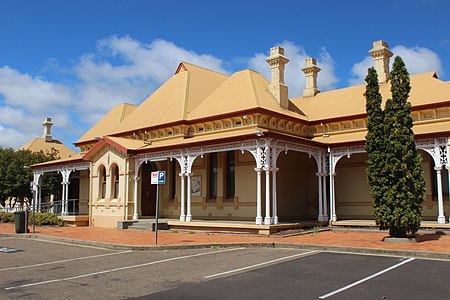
[117,219,169,232]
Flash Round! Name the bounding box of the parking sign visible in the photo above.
[151,171,166,184]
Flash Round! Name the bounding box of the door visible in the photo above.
[141,162,157,216]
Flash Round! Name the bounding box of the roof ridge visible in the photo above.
[180,61,229,78]
[248,70,260,107]
[183,70,191,120]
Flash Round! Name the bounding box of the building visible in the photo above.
[31,40,450,231]
[21,117,76,159]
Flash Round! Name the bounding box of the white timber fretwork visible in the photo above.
[327,137,449,224]
[32,162,90,215]
[134,138,325,225]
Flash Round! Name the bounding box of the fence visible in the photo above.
[1,199,82,216]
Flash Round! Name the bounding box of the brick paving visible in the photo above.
[2,223,450,254]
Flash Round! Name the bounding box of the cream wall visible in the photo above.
[277,151,318,220]
[159,151,257,221]
[89,145,130,227]
[78,169,90,215]
[333,151,449,221]
[334,153,372,219]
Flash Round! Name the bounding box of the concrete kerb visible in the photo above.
[2,233,450,260]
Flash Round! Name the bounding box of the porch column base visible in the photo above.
[272,216,279,225]
[179,214,186,222]
[255,216,263,225]
[186,215,192,222]
[133,214,139,221]
[264,217,272,225]
[318,215,327,222]
[438,216,446,224]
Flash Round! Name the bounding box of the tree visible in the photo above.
[0,147,59,208]
[365,56,426,238]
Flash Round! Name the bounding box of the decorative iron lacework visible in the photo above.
[416,138,448,168]
[135,137,328,172]
[33,162,89,176]
[330,145,366,158]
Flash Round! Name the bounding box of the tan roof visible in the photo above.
[21,138,77,159]
[311,119,450,145]
[76,103,137,144]
[312,131,367,145]
[31,154,84,168]
[85,126,270,158]
[292,72,450,121]
[190,70,307,121]
[111,62,229,134]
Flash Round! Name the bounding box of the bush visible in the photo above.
[0,212,15,223]
[28,212,65,227]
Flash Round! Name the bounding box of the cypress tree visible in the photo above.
[364,67,389,231]
[365,56,426,238]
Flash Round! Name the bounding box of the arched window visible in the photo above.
[99,165,106,199]
[112,164,119,199]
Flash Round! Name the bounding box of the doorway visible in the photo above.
[141,162,157,217]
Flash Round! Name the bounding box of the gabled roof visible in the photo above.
[291,72,450,122]
[75,103,137,145]
[21,138,76,159]
[111,62,229,135]
[189,69,307,121]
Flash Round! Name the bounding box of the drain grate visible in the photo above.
[0,247,23,253]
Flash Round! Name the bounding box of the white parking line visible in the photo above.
[29,238,119,250]
[204,250,319,279]
[5,247,244,290]
[319,257,415,299]
[0,250,133,272]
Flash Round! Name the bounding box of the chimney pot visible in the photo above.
[265,46,289,109]
[369,40,393,83]
[42,117,53,142]
[301,58,321,97]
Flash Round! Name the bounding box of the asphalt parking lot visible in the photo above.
[1,237,450,299]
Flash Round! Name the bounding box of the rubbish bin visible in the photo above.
[14,211,28,233]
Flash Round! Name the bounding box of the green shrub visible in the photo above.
[28,212,64,226]
[0,212,15,223]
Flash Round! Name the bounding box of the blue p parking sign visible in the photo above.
[151,171,166,185]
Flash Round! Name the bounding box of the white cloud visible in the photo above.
[0,66,74,149]
[248,41,338,97]
[0,125,29,149]
[0,37,230,148]
[349,45,444,86]
[74,36,229,124]
[0,66,73,110]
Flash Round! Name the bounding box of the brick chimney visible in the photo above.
[301,58,321,97]
[265,46,289,109]
[369,40,393,84]
[42,117,53,142]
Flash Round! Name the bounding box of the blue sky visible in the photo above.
[1,0,449,150]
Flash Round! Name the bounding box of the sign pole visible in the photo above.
[151,169,165,246]
[155,184,159,245]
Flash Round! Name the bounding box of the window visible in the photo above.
[209,153,217,199]
[99,165,106,199]
[112,165,119,199]
[225,151,235,199]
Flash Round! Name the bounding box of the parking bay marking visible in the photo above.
[319,257,415,299]
[0,250,133,272]
[5,247,244,291]
[204,250,319,279]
